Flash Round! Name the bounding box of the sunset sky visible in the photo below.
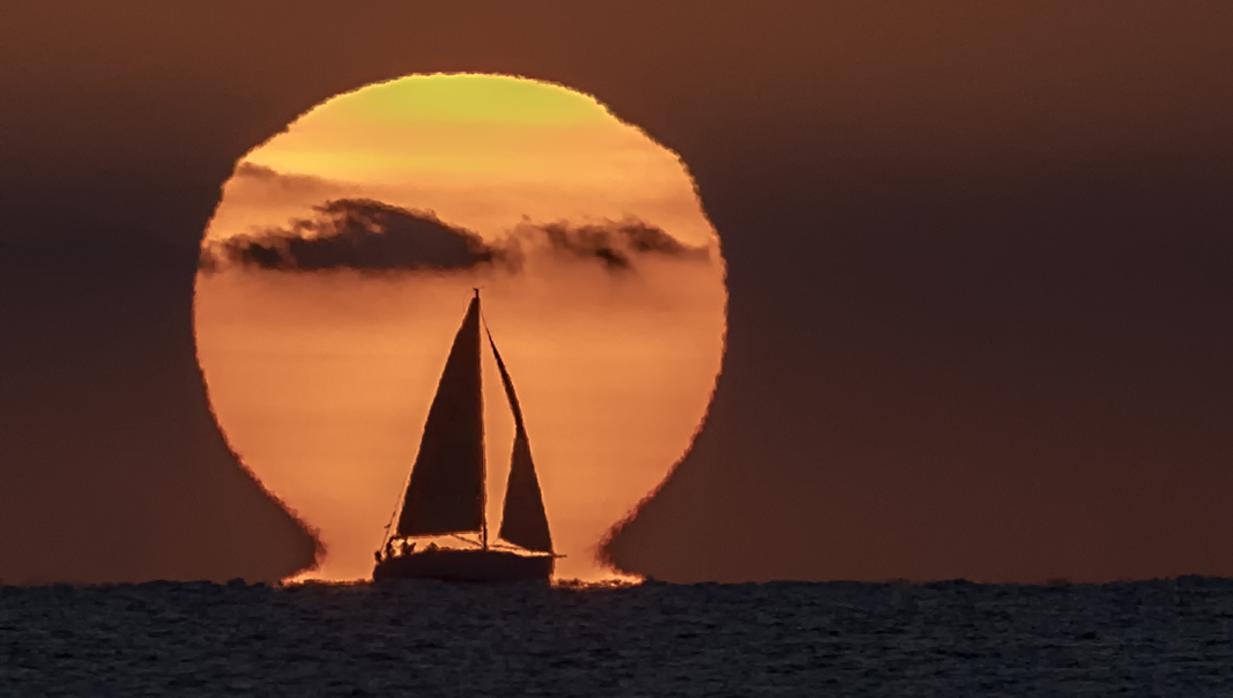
[3,3,1233,585]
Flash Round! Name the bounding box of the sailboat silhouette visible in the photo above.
[373,290,556,583]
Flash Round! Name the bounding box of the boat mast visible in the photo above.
[476,287,488,551]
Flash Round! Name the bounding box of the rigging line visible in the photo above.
[448,532,484,548]
[376,459,416,553]
[487,540,566,557]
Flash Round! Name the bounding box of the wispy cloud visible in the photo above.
[201,199,505,273]
[526,219,709,271]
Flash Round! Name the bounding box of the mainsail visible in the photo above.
[488,328,554,554]
[396,295,485,537]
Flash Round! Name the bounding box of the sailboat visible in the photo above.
[372,290,556,583]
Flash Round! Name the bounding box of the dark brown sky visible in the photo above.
[2,2,1233,582]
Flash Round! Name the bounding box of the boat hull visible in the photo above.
[372,548,554,583]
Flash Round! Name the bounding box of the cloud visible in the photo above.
[201,199,708,275]
[526,219,709,271]
[228,161,349,202]
[202,199,506,273]
[235,161,329,187]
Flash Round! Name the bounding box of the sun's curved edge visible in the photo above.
[189,70,729,584]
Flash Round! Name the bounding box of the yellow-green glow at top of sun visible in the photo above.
[210,73,712,249]
[320,74,612,127]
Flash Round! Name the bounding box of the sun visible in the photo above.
[193,73,727,581]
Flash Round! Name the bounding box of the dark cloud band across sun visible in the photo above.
[201,198,708,275]
[524,219,709,271]
[201,199,502,273]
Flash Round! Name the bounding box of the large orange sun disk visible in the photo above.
[193,74,727,581]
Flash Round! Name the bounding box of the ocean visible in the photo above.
[2,577,1231,695]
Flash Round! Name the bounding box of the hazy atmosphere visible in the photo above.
[6,4,1233,694]
[3,2,1232,585]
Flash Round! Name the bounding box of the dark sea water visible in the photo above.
[2,577,1232,696]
